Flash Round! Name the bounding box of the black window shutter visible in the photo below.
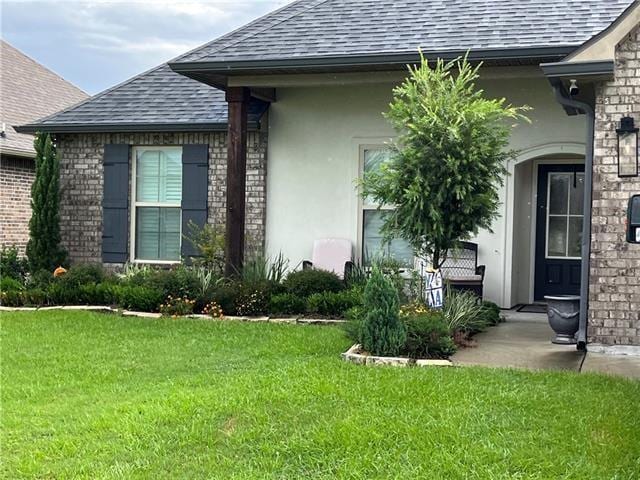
[102,144,130,263]
[181,144,209,259]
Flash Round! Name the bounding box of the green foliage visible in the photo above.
[183,221,225,273]
[206,280,277,317]
[46,264,112,305]
[210,283,240,316]
[59,264,107,287]
[27,269,55,290]
[193,266,222,299]
[306,289,363,317]
[0,277,24,292]
[46,282,117,306]
[0,277,25,307]
[283,269,344,298]
[22,288,47,307]
[342,305,365,344]
[269,293,306,316]
[443,289,488,333]
[401,310,457,359]
[126,266,199,300]
[235,283,270,316]
[242,253,289,285]
[480,300,503,326]
[0,246,29,282]
[374,257,409,302]
[344,262,368,289]
[79,283,120,305]
[361,53,528,267]
[26,133,67,272]
[360,267,406,356]
[116,285,163,312]
[119,262,152,281]
[0,290,24,307]
[47,282,76,305]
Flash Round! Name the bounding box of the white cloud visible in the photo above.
[1,0,288,93]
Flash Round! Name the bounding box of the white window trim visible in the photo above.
[130,146,183,264]
[358,144,414,266]
[545,172,584,260]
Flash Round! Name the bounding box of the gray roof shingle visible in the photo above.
[174,0,635,64]
[1,40,88,155]
[19,0,635,133]
[18,64,269,133]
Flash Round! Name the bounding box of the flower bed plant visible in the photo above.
[159,295,196,317]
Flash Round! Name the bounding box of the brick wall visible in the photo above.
[56,131,267,266]
[0,155,35,253]
[589,24,640,346]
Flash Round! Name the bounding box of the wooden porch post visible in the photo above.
[225,87,250,276]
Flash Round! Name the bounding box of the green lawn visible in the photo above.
[2,312,639,479]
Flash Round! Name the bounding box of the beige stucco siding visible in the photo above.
[266,68,587,307]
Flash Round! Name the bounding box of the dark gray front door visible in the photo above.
[534,164,584,301]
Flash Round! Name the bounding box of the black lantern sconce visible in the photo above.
[617,116,639,177]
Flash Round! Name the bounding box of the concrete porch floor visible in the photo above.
[451,310,640,380]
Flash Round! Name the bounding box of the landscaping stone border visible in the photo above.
[0,305,346,326]
[341,344,453,367]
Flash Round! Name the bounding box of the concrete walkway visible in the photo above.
[451,310,640,380]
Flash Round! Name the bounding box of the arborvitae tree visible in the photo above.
[26,133,67,272]
[360,267,406,356]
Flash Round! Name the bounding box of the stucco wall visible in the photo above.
[589,24,640,346]
[56,131,267,266]
[510,160,534,305]
[0,155,34,253]
[265,68,587,306]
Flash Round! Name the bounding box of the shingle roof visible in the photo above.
[17,63,269,134]
[174,0,635,64]
[19,0,635,134]
[1,40,88,156]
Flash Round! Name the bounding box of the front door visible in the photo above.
[534,164,585,300]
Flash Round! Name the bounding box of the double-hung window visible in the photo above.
[131,146,182,262]
[361,147,414,266]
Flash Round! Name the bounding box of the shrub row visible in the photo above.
[0,262,362,317]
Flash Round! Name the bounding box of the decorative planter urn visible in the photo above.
[544,295,580,345]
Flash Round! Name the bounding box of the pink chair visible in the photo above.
[302,238,354,279]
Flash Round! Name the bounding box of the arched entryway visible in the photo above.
[505,143,585,306]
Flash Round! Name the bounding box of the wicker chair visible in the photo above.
[440,242,486,299]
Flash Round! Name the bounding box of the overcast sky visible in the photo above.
[1,0,287,94]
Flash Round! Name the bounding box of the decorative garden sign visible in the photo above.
[425,269,443,309]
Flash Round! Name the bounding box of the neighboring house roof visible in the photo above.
[17,64,269,134]
[0,40,88,157]
[170,0,635,76]
[18,0,635,134]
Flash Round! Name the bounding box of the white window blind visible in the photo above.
[132,147,182,262]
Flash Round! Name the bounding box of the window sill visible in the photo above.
[131,259,181,265]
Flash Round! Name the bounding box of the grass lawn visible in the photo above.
[2,311,639,479]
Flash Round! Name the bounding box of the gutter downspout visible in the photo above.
[553,84,594,351]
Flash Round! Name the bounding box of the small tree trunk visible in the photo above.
[432,249,441,270]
